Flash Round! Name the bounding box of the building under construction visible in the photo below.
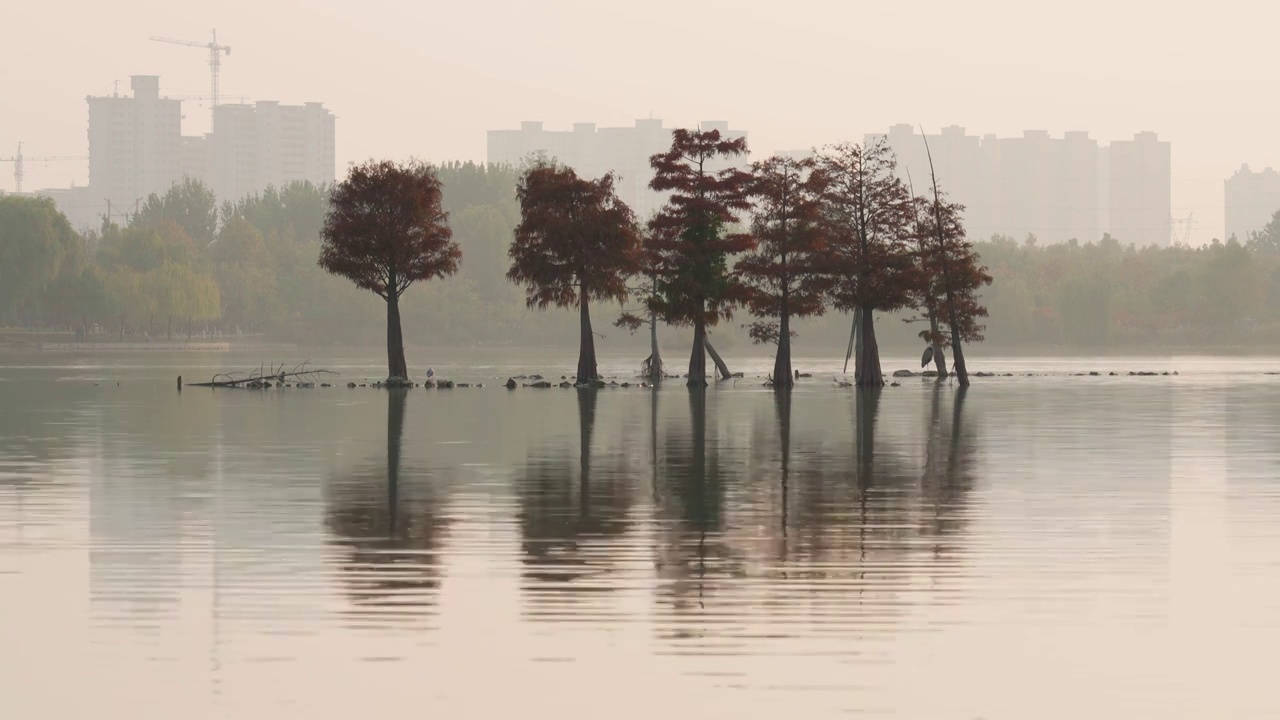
[9,29,336,233]
[75,74,335,231]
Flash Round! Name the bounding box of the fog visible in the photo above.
[5,0,1280,245]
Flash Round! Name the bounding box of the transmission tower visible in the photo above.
[1170,213,1195,245]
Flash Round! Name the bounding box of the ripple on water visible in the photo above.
[1,363,1279,718]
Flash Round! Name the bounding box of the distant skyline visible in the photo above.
[5,0,1279,245]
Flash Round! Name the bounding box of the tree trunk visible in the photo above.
[688,319,708,387]
[773,310,793,387]
[576,291,598,383]
[843,307,861,375]
[928,313,949,377]
[647,309,663,382]
[854,305,884,387]
[385,293,409,380]
[705,338,732,381]
[949,319,970,387]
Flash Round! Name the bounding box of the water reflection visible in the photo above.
[516,388,632,618]
[653,390,746,637]
[919,386,975,547]
[323,390,448,627]
[776,388,792,554]
[11,359,1278,718]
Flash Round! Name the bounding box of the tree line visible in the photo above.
[319,130,991,387]
[975,228,1280,348]
[0,165,538,346]
[5,142,1278,359]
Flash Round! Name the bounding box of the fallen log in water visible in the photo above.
[186,361,336,389]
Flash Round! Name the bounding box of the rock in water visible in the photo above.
[505,378,517,389]
[892,370,916,378]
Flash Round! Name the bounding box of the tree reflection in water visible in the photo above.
[323,389,449,627]
[652,389,747,639]
[515,388,632,620]
[651,384,979,651]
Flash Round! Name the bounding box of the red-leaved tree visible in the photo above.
[918,158,993,387]
[319,160,461,381]
[508,162,642,384]
[816,139,917,387]
[739,155,829,387]
[646,128,753,387]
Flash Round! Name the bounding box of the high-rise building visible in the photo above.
[1224,165,1280,242]
[210,101,336,204]
[86,75,183,218]
[487,119,748,222]
[1107,131,1171,248]
[875,126,1165,246]
[78,76,336,225]
[180,136,209,185]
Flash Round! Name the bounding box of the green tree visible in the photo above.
[212,216,275,330]
[132,177,219,245]
[103,268,151,339]
[98,220,198,273]
[1248,209,1280,255]
[0,196,78,324]
[1195,238,1262,335]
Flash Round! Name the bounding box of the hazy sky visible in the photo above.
[4,0,1276,243]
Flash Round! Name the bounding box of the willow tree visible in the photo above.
[212,215,275,332]
[646,128,753,387]
[919,148,993,387]
[816,139,916,387]
[0,196,77,324]
[508,162,642,384]
[319,160,461,380]
[739,155,829,387]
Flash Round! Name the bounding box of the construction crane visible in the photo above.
[150,29,231,126]
[0,143,86,193]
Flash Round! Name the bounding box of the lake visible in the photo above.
[2,350,1278,719]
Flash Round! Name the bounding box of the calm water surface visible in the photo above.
[2,351,1279,718]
